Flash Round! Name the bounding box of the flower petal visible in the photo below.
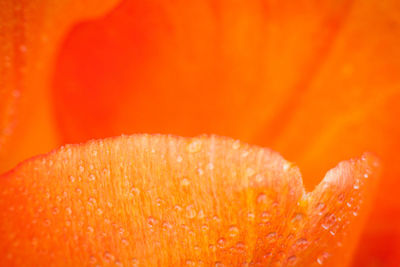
[0,0,120,173]
[52,0,352,144]
[0,135,379,266]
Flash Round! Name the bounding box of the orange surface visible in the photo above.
[51,1,400,264]
[0,0,400,265]
[0,135,379,266]
[0,0,119,173]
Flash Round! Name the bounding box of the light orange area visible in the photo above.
[0,0,120,173]
[0,135,379,266]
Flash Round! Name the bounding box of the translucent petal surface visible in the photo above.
[0,135,379,266]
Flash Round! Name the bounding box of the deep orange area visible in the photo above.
[0,0,400,265]
[0,135,379,266]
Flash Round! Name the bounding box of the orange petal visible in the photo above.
[0,135,379,266]
[258,2,400,264]
[0,0,120,173]
[52,0,353,144]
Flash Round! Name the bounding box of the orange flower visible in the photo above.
[1,0,399,266]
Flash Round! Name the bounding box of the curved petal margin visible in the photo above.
[0,135,379,266]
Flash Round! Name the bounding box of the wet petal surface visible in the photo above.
[0,135,379,266]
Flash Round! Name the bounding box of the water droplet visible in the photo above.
[88,197,97,205]
[316,202,326,216]
[260,211,271,223]
[257,193,268,204]
[187,140,202,153]
[162,221,173,231]
[103,252,115,262]
[52,208,59,215]
[321,213,337,230]
[266,232,277,241]
[228,225,239,237]
[69,176,75,183]
[215,262,224,267]
[363,173,369,179]
[255,174,264,183]
[89,255,97,264]
[197,210,205,219]
[186,205,197,219]
[217,238,226,248]
[177,156,183,163]
[201,224,209,232]
[88,174,96,181]
[283,163,290,171]
[131,187,140,196]
[181,178,190,187]
[213,215,221,223]
[122,239,129,246]
[247,212,255,221]
[148,216,158,227]
[232,140,240,150]
[96,208,103,215]
[236,241,245,250]
[118,227,125,235]
[115,260,122,266]
[75,188,82,195]
[174,205,182,212]
[102,168,110,176]
[197,168,204,176]
[207,163,214,170]
[292,213,303,222]
[293,238,309,250]
[79,166,85,173]
[245,167,255,178]
[87,226,94,233]
[317,252,330,265]
[353,183,360,190]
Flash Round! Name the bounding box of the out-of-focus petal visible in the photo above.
[52,0,352,144]
[260,1,400,264]
[0,135,379,266]
[0,0,120,173]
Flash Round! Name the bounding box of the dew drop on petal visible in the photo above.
[181,178,191,187]
[217,238,226,248]
[257,193,267,204]
[187,140,202,153]
[177,156,183,163]
[228,225,239,237]
[232,140,240,150]
[186,205,197,219]
[317,252,330,265]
